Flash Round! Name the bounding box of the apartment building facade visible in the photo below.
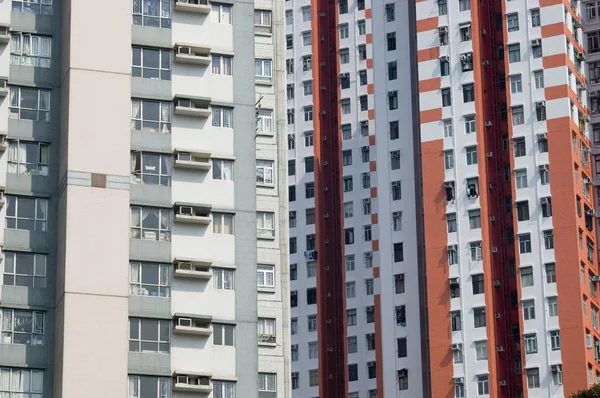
[0,0,291,397]
[286,0,426,397]
[417,0,599,395]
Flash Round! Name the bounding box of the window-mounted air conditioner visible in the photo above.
[178,318,193,327]
[177,261,193,271]
[178,152,192,162]
[392,181,400,187]
[541,197,549,204]
[451,343,462,350]
[178,46,192,55]
[393,211,401,217]
[454,377,464,384]
[493,280,501,287]
[485,121,493,127]
[591,275,600,282]
[531,39,541,46]
[499,381,507,387]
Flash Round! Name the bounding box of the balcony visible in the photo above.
[0,24,9,44]
[173,314,212,336]
[173,257,212,280]
[173,371,212,394]
[174,0,211,14]
[174,202,212,225]
[173,43,211,66]
[173,149,211,171]
[0,132,7,151]
[174,95,211,118]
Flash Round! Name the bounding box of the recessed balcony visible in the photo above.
[173,149,211,171]
[174,95,211,118]
[174,202,212,225]
[173,314,212,336]
[174,0,211,14]
[173,257,212,280]
[174,43,211,65]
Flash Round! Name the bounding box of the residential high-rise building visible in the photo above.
[286,0,424,397]
[290,0,600,397]
[0,1,290,397]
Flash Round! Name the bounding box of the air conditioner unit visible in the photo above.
[177,261,193,271]
[451,343,462,350]
[440,55,450,62]
[591,91,599,97]
[398,369,408,377]
[179,206,194,215]
[178,99,193,108]
[449,277,459,285]
[495,313,501,319]
[482,60,490,66]
[551,364,561,371]
[481,29,487,35]
[176,375,189,384]
[499,381,507,387]
[0,27,8,36]
[320,86,326,90]
[487,152,493,158]
[531,39,541,46]
[340,72,349,78]
[393,211,402,217]
[587,209,595,215]
[592,275,600,282]
[490,216,496,222]
[485,121,493,127]
[492,247,498,253]
[539,133,548,140]
[177,0,190,3]
[497,345,504,352]
[0,80,7,89]
[178,152,192,162]
[493,280,501,287]
[540,197,549,204]
[305,250,317,260]
[538,101,546,107]
[540,165,549,171]
[365,252,373,258]
[178,46,192,55]
[439,26,448,33]
[392,181,400,187]
[178,318,192,327]
[454,377,464,384]
[391,151,400,158]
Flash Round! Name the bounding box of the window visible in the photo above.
[301,6,311,21]
[388,91,398,110]
[474,307,486,328]
[289,237,297,254]
[305,182,314,198]
[510,75,522,93]
[256,160,274,185]
[302,31,312,46]
[447,213,457,232]
[475,341,487,360]
[466,146,478,165]
[520,267,533,288]
[367,362,376,379]
[306,288,317,305]
[524,334,538,354]
[512,106,524,126]
[359,95,369,111]
[391,181,401,200]
[255,59,272,81]
[343,176,353,192]
[515,169,527,188]
[339,0,348,13]
[514,201,530,222]
[507,13,519,31]
[306,341,318,359]
[348,365,358,382]
[213,323,235,346]
[469,209,481,229]
[442,88,451,107]
[545,263,556,283]
[552,365,563,386]
[519,233,531,253]
[254,212,273,239]
[440,58,450,76]
[470,241,482,261]
[13,0,52,15]
[346,255,355,271]
[213,381,236,398]
[393,211,402,231]
[472,274,484,294]
[304,106,313,121]
[548,297,558,317]
[391,150,400,169]
[339,23,349,39]
[9,87,50,122]
[254,10,271,31]
[213,213,234,235]
[535,102,546,121]
[534,70,544,88]
[130,261,170,297]
[523,300,535,320]
[365,278,374,295]
[256,109,273,134]
[538,134,548,153]
[257,265,274,289]
[347,309,357,326]
[477,375,489,395]
[438,0,447,15]
[257,318,276,343]
[304,156,314,173]
[131,152,171,186]
[129,318,169,353]
[128,375,170,398]
[539,165,550,185]
[346,282,356,298]
[7,141,49,177]
[258,373,276,392]
[285,9,293,24]
[10,33,51,68]
[6,196,47,232]
[347,336,357,353]
[550,330,560,350]
[455,381,464,398]
[307,315,317,332]
[527,368,540,388]
[459,0,470,11]
[344,202,354,219]
[133,0,172,28]
[131,99,172,133]
[340,48,350,64]
[303,81,312,96]
[531,8,540,26]
[464,116,475,134]
[386,32,397,51]
[288,186,296,202]
[386,3,396,20]
[364,225,372,242]
[508,43,521,63]
[345,228,354,245]
[212,159,234,181]
[394,274,405,294]
[451,311,461,331]
[459,24,471,41]
[544,230,554,250]
[393,243,404,262]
